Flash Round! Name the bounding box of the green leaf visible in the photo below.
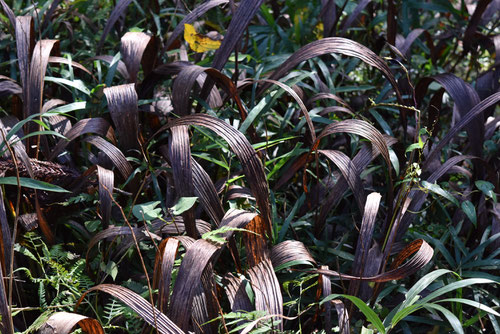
[475,180,497,203]
[0,177,70,193]
[171,197,198,215]
[132,201,162,221]
[460,200,476,226]
[436,298,500,317]
[321,294,385,334]
[419,278,495,305]
[101,261,118,281]
[422,303,463,334]
[421,181,459,206]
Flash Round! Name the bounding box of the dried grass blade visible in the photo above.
[39,312,104,334]
[424,92,500,168]
[49,118,113,160]
[318,265,332,334]
[199,0,265,100]
[153,238,180,313]
[339,0,371,36]
[318,150,366,215]
[83,136,133,181]
[0,80,22,97]
[97,0,134,52]
[97,165,114,227]
[416,73,482,159]
[104,84,141,154]
[243,215,269,267]
[151,114,272,237]
[0,0,15,30]
[316,239,433,282]
[257,37,403,105]
[76,284,184,334]
[120,32,153,83]
[48,56,95,79]
[332,300,350,334]
[247,258,284,331]
[163,0,229,51]
[0,264,12,334]
[223,273,253,312]
[168,125,197,237]
[271,240,316,269]
[0,187,11,276]
[348,193,381,299]
[352,192,381,276]
[320,0,336,37]
[169,239,219,330]
[15,16,34,118]
[28,40,59,120]
[192,158,224,225]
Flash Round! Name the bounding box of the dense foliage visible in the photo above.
[0,0,499,333]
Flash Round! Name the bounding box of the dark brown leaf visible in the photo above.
[49,118,113,161]
[315,239,433,282]
[0,0,15,31]
[169,239,219,330]
[97,0,134,52]
[318,150,366,215]
[153,238,180,313]
[76,284,184,334]
[0,187,11,276]
[89,56,129,80]
[15,16,34,118]
[271,240,316,269]
[340,0,371,36]
[120,32,153,83]
[39,312,104,334]
[0,80,22,98]
[83,135,133,181]
[423,92,500,169]
[247,257,284,331]
[222,273,253,312]
[0,264,13,334]
[97,165,114,227]
[167,126,197,238]
[151,114,272,237]
[192,158,225,225]
[104,84,141,154]
[257,37,403,105]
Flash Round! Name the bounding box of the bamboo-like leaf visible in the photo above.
[97,165,114,227]
[332,299,350,334]
[0,177,69,192]
[48,56,94,78]
[89,56,129,80]
[15,16,34,118]
[76,285,183,334]
[104,84,141,154]
[248,258,284,331]
[39,312,104,334]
